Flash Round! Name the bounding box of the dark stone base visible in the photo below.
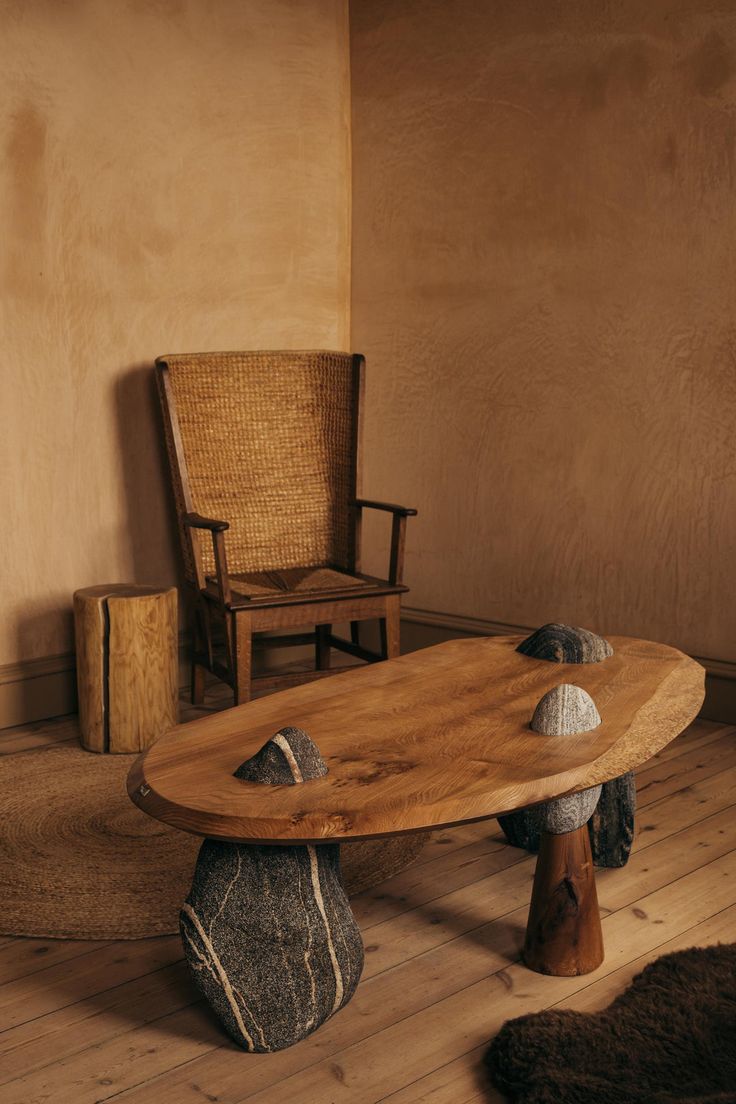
[181,838,363,1052]
[497,806,542,853]
[588,771,636,868]
[180,725,364,1053]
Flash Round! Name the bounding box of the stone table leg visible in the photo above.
[180,726,364,1052]
[180,836,364,1052]
[523,824,604,976]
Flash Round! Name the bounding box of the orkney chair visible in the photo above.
[156,350,417,704]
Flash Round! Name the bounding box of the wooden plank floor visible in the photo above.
[0,708,734,1104]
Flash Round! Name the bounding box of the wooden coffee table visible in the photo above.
[128,634,704,1048]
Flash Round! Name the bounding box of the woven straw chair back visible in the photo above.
[156,351,361,582]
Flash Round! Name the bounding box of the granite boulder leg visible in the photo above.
[179,726,364,1053]
[500,623,635,868]
[497,805,541,854]
[588,770,636,867]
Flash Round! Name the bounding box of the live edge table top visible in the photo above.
[128,636,705,845]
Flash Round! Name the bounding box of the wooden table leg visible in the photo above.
[523,824,604,976]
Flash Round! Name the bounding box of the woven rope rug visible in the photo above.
[486,943,736,1104]
[0,745,427,940]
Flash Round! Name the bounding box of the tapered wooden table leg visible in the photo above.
[523,824,604,976]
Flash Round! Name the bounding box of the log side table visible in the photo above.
[75,584,178,753]
[128,629,704,1052]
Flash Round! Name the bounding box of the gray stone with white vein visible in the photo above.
[179,727,364,1052]
[530,683,602,836]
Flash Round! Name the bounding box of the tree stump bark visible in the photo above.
[74,584,178,753]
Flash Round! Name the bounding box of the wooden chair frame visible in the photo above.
[156,353,417,704]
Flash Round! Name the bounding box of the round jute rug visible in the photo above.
[1,745,427,940]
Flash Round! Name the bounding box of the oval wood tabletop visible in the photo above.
[128,635,704,844]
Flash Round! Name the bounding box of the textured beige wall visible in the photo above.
[0,0,350,667]
[351,0,736,661]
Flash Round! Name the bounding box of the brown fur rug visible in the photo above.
[486,944,736,1104]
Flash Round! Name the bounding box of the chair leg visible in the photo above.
[232,610,253,705]
[190,605,206,705]
[191,662,206,705]
[316,624,332,671]
[379,595,401,659]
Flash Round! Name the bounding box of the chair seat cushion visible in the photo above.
[207,566,376,602]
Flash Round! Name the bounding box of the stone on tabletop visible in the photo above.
[530,684,601,736]
[234,724,329,784]
[517,622,613,664]
[180,726,364,1053]
[532,684,602,833]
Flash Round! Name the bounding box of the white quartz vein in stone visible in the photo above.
[181,902,266,1052]
[182,925,211,974]
[276,729,345,1015]
[295,849,318,1031]
[272,731,304,782]
[307,845,344,1014]
[209,849,242,935]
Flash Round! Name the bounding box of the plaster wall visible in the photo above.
[351,0,736,661]
[0,0,350,669]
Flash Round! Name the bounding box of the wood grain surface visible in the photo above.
[76,586,178,754]
[128,635,704,842]
[73,593,108,753]
[2,716,735,1103]
[523,825,604,976]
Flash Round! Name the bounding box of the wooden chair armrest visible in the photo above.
[183,513,234,606]
[183,512,230,532]
[353,498,417,517]
[352,500,416,585]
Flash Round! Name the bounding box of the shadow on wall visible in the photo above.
[6,365,179,727]
[114,363,179,591]
[3,365,183,728]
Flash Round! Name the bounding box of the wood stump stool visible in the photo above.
[74,585,178,753]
